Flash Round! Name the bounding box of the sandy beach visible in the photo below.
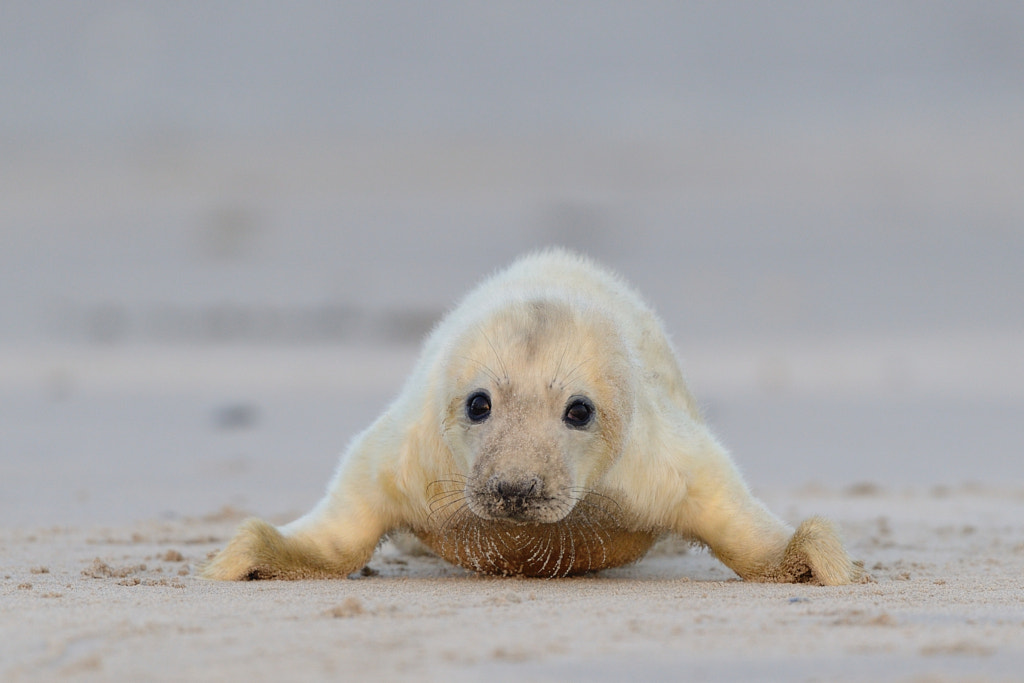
[3,481,1024,681]
[4,4,1024,681]
[3,342,1023,682]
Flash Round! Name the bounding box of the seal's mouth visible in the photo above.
[466,475,573,524]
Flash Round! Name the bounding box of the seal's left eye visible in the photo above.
[466,391,491,422]
[563,397,594,429]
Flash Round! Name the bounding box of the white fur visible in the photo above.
[204,249,863,585]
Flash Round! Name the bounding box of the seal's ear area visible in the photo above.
[201,518,364,581]
[768,516,868,586]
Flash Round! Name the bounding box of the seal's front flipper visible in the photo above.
[202,414,407,581]
[201,517,376,580]
[671,447,864,586]
[686,494,865,586]
[757,516,867,586]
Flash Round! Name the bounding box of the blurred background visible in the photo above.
[2,1,1022,527]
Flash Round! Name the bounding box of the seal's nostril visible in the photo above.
[491,476,542,506]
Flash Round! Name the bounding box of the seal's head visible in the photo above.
[440,297,636,525]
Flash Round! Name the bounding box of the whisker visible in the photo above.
[437,501,471,534]
[550,498,573,518]
[456,355,501,385]
[419,482,635,578]
[427,488,467,503]
[523,528,548,569]
[427,494,469,516]
[571,498,622,528]
[559,356,593,388]
[479,326,510,383]
[428,474,469,484]
[560,518,577,578]
[427,485,469,505]
[568,488,624,515]
[574,506,611,568]
[534,528,555,577]
[426,476,468,494]
[550,341,570,388]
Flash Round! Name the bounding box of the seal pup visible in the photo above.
[204,249,864,585]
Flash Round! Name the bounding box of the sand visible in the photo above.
[3,486,1024,682]
[3,345,1024,682]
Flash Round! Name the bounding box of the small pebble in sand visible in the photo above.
[81,558,147,579]
[327,597,365,618]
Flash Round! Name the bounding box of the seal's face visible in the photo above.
[456,385,598,523]
[440,298,634,526]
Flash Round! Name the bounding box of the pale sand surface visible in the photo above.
[3,345,1023,682]
[3,487,1023,682]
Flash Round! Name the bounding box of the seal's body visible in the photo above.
[204,250,863,584]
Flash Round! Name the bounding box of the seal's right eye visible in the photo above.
[465,391,491,422]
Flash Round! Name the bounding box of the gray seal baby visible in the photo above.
[203,249,863,584]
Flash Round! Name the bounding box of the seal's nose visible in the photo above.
[488,475,542,516]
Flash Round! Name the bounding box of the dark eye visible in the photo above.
[563,396,594,429]
[465,391,491,422]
